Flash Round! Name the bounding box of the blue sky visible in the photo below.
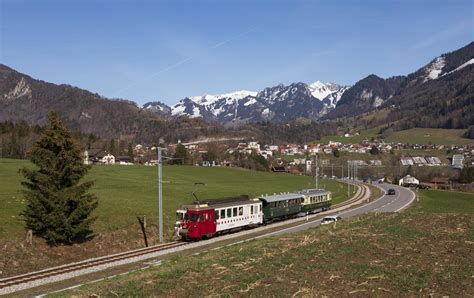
[1,0,473,106]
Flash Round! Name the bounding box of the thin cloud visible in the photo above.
[412,20,471,50]
[114,26,258,97]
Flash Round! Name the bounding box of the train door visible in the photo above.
[200,209,217,237]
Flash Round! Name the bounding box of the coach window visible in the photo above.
[233,207,237,217]
[221,209,226,219]
[215,210,219,220]
[259,204,262,212]
[227,208,232,218]
[239,207,243,216]
[251,205,254,214]
[189,213,199,222]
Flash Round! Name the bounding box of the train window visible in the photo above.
[233,207,237,217]
[239,207,243,216]
[227,208,232,218]
[189,213,199,222]
[251,205,254,214]
[215,210,219,220]
[200,214,205,222]
[259,204,262,212]
[221,209,226,218]
[204,213,209,221]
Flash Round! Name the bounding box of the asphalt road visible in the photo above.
[258,183,415,238]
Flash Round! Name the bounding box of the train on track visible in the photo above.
[175,189,331,240]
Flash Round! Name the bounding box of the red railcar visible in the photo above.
[175,195,263,240]
[175,204,216,239]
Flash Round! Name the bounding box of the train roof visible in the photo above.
[199,195,252,205]
[297,189,330,196]
[258,192,304,203]
[258,188,330,203]
[179,195,259,210]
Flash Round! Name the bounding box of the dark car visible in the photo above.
[416,184,431,190]
[387,188,396,195]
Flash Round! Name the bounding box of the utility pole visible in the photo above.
[347,162,350,198]
[155,145,183,244]
[157,147,163,243]
[314,154,319,189]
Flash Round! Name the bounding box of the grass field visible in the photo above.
[59,189,474,296]
[319,127,473,145]
[413,189,474,214]
[385,128,473,145]
[318,127,380,144]
[0,158,352,239]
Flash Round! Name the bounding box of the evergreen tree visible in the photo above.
[20,112,98,244]
[406,165,414,176]
[173,143,187,165]
[109,138,116,155]
[459,166,473,183]
[127,143,134,162]
[370,145,380,155]
[332,148,340,158]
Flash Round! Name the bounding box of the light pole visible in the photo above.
[347,161,351,198]
[155,146,183,243]
[157,147,163,243]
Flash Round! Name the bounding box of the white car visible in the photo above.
[321,215,342,225]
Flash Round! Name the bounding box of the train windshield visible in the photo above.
[176,210,187,221]
[189,213,200,222]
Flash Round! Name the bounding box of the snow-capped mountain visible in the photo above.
[166,81,350,123]
[324,41,474,120]
[144,41,474,124]
[142,101,171,116]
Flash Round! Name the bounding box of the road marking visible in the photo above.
[393,187,416,212]
[374,190,400,212]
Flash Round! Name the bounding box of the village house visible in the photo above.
[260,150,273,159]
[248,141,261,153]
[399,175,420,187]
[306,144,321,154]
[265,145,279,152]
[83,149,115,165]
[115,156,133,165]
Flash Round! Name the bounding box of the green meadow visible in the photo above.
[318,127,473,145]
[0,158,352,238]
[59,186,474,297]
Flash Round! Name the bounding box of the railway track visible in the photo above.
[0,181,370,295]
[0,241,186,291]
[331,182,368,210]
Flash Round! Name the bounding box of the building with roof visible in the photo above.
[452,154,464,169]
[399,175,419,187]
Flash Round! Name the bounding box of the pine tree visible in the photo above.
[370,145,380,155]
[127,143,134,162]
[173,143,187,165]
[20,112,98,244]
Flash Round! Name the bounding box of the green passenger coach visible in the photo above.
[258,192,304,222]
[299,189,331,214]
